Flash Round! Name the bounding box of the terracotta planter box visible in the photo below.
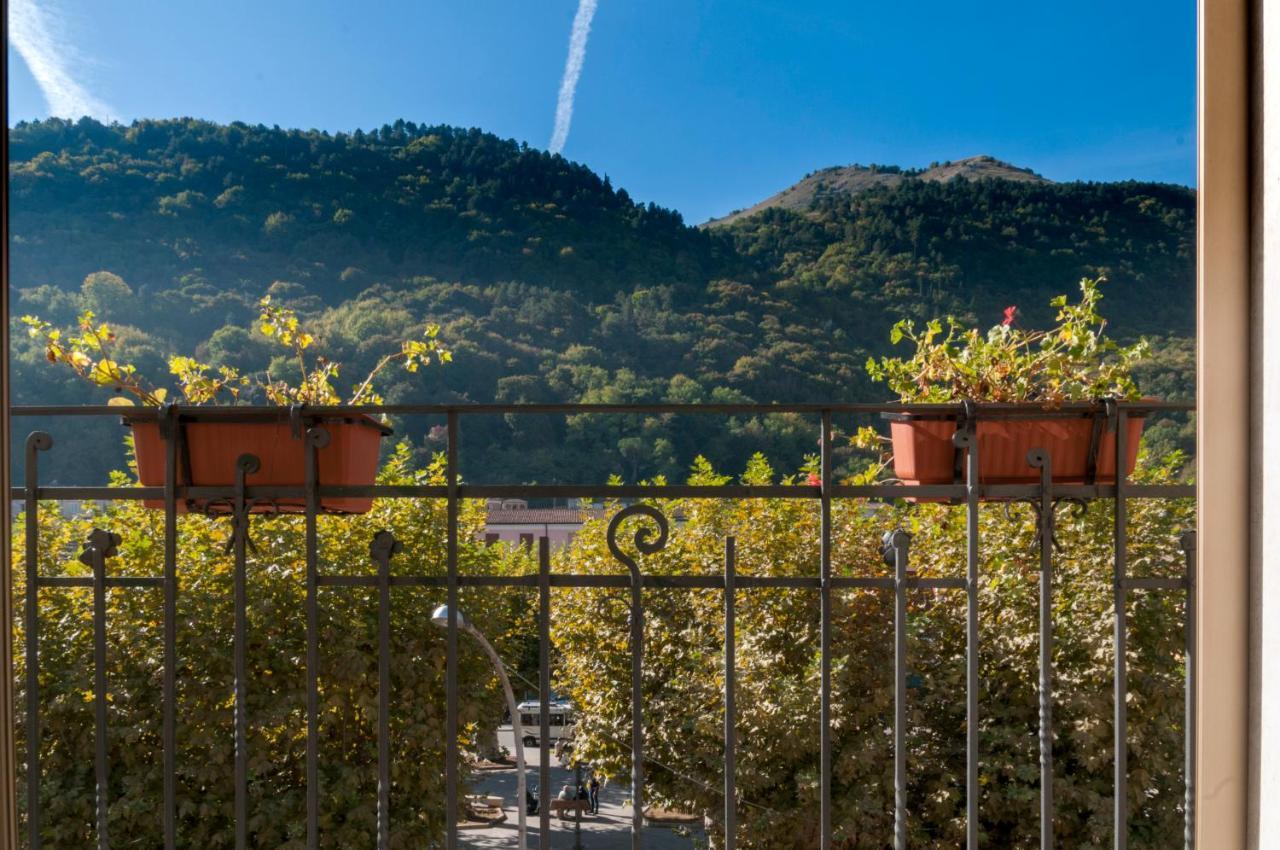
[888,412,1145,489]
[128,414,390,514]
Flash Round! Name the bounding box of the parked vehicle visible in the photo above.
[516,699,575,747]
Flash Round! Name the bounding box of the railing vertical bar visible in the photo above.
[891,530,909,850]
[606,504,666,850]
[304,427,322,850]
[538,537,552,849]
[723,536,737,850]
[955,419,980,849]
[232,455,255,850]
[23,433,50,850]
[373,532,397,849]
[1030,449,1055,850]
[1181,530,1196,850]
[630,552,644,849]
[445,411,460,850]
[86,531,115,850]
[819,410,833,849]
[1114,410,1129,850]
[162,412,177,850]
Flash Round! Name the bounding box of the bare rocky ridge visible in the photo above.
[705,154,1050,226]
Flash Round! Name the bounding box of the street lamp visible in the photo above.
[431,604,528,850]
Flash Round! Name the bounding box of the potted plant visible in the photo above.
[22,296,451,514]
[862,277,1151,489]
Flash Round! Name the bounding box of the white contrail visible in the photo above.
[9,0,118,121]
[548,0,598,155]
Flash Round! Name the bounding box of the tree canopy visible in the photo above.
[555,453,1193,848]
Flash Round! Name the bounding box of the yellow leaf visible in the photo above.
[91,359,120,385]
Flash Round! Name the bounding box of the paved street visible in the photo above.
[461,726,704,850]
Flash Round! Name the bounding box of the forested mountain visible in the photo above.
[7,118,1196,485]
[9,117,733,310]
[705,154,1049,226]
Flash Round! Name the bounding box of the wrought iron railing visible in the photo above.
[10,400,1196,850]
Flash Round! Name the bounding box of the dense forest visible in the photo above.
[7,118,1196,484]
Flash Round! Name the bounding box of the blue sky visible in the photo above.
[7,0,1196,223]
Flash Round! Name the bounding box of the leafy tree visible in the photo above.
[553,454,1192,849]
[79,272,134,321]
[13,446,532,848]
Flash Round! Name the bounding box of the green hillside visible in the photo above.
[7,118,1196,485]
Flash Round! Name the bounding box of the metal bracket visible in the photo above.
[951,400,978,488]
[1085,398,1119,486]
[157,402,178,442]
[306,424,331,451]
[290,404,306,440]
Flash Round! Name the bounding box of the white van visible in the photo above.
[516,699,575,747]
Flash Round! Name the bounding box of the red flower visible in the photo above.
[807,472,821,487]
[1002,305,1017,327]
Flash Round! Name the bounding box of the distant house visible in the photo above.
[481,499,606,549]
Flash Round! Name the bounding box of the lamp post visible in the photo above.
[431,605,527,850]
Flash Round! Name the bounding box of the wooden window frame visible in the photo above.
[1198,0,1252,846]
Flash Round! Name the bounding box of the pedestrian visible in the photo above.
[589,773,600,814]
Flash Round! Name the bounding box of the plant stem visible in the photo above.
[348,353,402,405]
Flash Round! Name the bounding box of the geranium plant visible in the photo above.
[864,277,1149,404]
[855,278,1153,489]
[22,295,452,407]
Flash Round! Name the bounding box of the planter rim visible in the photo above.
[121,409,394,436]
[881,401,1154,424]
